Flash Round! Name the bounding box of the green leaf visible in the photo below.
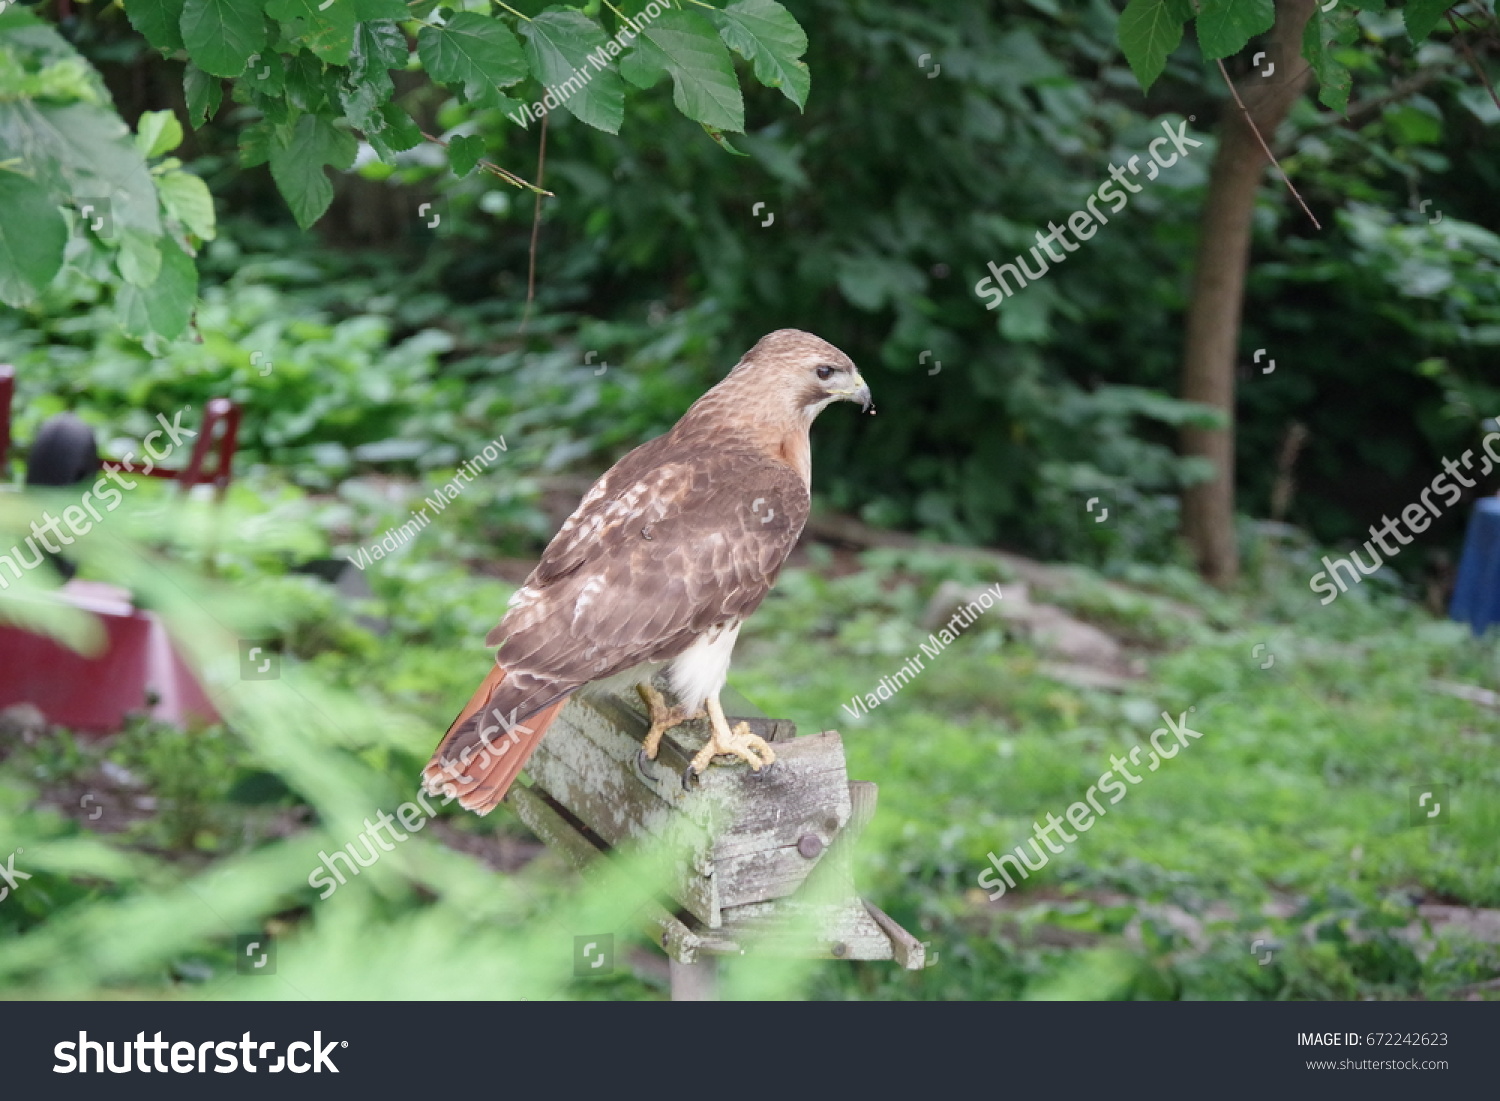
[179,0,269,78]
[353,19,408,74]
[341,72,387,132]
[135,108,184,158]
[1456,84,1500,126]
[0,47,103,103]
[266,0,357,65]
[344,22,407,130]
[340,83,383,132]
[352,0,409,18]
[157,168,217,239]
[283,51,341,113]
[710,0,808,109]
[448,133,484,176]
[0,172,67,307]
[235,49,287,113]
[117,236,197,343]
[1302,4,1357,112]
[834,251,925,312]
[0,101,163,237]
[1384,103,1442,145]
[184,63,222,129]
[1117,0,1186,93]
[419,12,527,107]
[1403,0,1451,43]
[123,0,187,51]
[239,120,272,166]
[518,11,624,133]
[618,31,670,90]
[366,101,422,161]
[117,228,162,287]
[267,112,357,229]
[636,9,744,132]
[1194,0,1274,61]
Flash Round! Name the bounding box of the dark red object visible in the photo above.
[0,367,240,734]
[0,364,14,481]
[106,397,242,497]
[0,581,220,734]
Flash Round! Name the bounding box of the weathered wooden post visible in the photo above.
[508,680,927,999]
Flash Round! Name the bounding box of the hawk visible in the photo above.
[421,329,873,814]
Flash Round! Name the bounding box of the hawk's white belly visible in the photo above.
[577,619,743,713]
[665,619,743,712]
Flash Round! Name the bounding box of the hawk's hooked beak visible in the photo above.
[845,373,875,415]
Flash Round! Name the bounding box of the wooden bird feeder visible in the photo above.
[508,683,928,999]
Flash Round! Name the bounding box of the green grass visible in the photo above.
[0,486,1497,1000]
[727,549,1500,1000]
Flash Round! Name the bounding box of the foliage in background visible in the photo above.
[0,0,811,345]
[0,8,215,350]
[5,0,1499,571]
[351,0,1498,567]
[1115,0,1500,564]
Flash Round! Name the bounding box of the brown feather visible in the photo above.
[421,664,574,813]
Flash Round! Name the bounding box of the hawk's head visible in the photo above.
[734,329,874,419]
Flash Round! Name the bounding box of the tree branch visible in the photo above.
[1448,11,1500,112]
[419,130,555,197]
[520,111,549,334]
[1275,63,1457,153]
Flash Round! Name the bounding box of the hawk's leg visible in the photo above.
[682,693,778,789]
[636,683,706,772]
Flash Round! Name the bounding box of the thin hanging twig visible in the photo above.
[419,130,554,196]
[1447,11,1500,112]
[1215,56,1322,230]
[520,111,549,334]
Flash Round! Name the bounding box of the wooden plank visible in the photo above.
[863,899,927,970]
[533,695,851,916]
[708,756,856,910]
[515,690,927,965]
[654,909,739,964]
[529,710,731,854]
[564,689,796,808]
[712,896,895,961]
[525,730,724,926]
[845,780,878,834]
[507,784,605,872]
[804,779,877,898]
[716,844,828,910]
[551,692,731,825]
[669,956,719,1001]
[509,785,734,965]
[752,717,799,744]
[706,732,852,861]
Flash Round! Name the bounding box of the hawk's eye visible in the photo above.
[815,364,835,380]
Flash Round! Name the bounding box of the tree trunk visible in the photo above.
[1179,0,1317,586]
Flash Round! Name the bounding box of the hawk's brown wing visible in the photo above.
[493,436,809,686]
[423,438,808,809]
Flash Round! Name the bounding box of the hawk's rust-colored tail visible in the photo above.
[421,663,569,815]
